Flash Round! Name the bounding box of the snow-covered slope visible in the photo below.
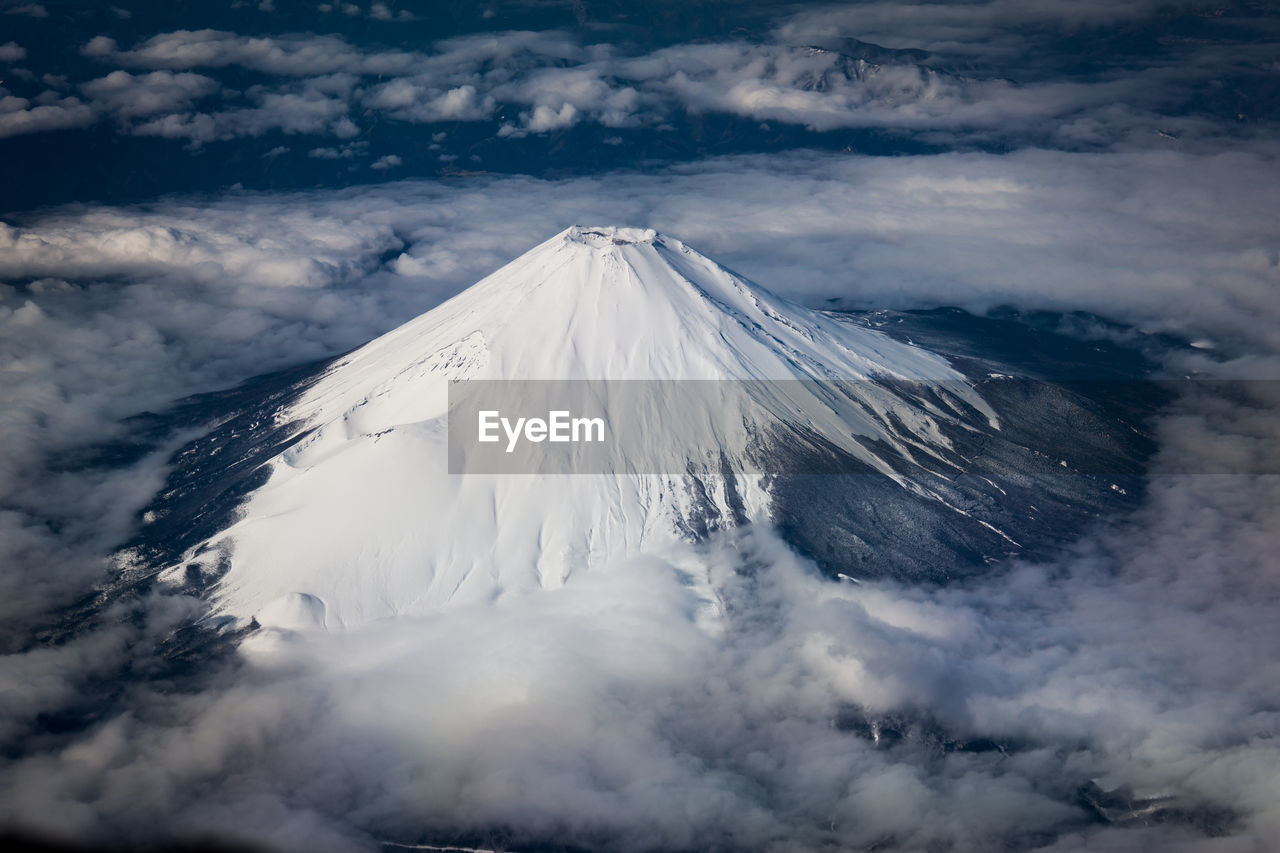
[161,226,999,628]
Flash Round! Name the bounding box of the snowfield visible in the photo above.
[163,226,997,628]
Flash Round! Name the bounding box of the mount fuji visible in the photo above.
[107,226,1157,632]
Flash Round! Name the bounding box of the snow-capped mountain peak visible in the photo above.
[287,225,990,435]
[155,227,1014,628]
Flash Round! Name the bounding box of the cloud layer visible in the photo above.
[0,142,1278,849]
[2,0,1275,157]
